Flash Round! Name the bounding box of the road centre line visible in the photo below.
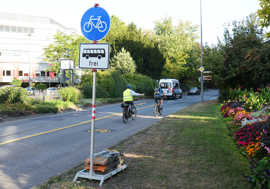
[0,103,154,146]
[0,115,113,146]
[135,102,146,106]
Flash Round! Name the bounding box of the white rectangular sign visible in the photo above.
[79,43,109,69]
[60,59,74,70]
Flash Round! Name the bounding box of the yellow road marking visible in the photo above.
[135,102,146,106]
[137,104,153,110]
[0,103,155,146]
[0,115,113,146]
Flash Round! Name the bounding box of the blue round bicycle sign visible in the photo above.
[81,6,110,41]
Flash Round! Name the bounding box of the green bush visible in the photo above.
[249,157,270,189]
[33,104,58,113]
[111,71,127,97]
[125,73,155,96]
[48,100,76,111]
[80,70,154,98]
[35,83,47,91]
[80,70,128,98]
[59,87,81,104]
[29,100,76,114]
[82,85,92,98]
[0,103,33,116]
[11,78,22,87]
[0,87,27,104]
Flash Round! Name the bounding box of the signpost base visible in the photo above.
[73,151,127,186]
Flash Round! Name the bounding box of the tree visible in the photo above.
[105,17,165,79]
[202,44,225,88]
[154,17,173,36]
[110,48,136,74]
[154,17,199,82]
[258,0,270,36]
[35,83,47,101]
[217,14,266,89]
[11,78,22,87]
[44,32,88,86]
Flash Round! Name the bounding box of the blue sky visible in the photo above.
[0,0,261,45]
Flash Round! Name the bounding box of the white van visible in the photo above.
[159,79,182,99]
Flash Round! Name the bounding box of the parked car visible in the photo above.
[159,79,183,99]
[46,87,58,93]
[25,87,35,95]
[188,87,200,95]
[0,85,16,88]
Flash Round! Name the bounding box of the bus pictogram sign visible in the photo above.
[79,43,109,69]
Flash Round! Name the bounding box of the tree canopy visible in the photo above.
[44,15,205,89]
[110,48,136,74]
[212,14,270,90]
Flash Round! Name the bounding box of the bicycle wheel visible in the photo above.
[158,103,162,115]
[154,103,158,117]
[98,21,107,32]
[83,22,93,32]
[131,106,137,120]
[122,108,128,123]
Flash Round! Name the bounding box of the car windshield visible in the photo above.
[160,82,171,89]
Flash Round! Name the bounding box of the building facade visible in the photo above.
[0,12,77,86]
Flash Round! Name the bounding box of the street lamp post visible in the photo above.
[200,0,204,102]
[28,33,32,87]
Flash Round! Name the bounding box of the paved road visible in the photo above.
[0,90,218,189]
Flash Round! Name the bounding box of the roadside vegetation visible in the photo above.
[37,101,250,189]
[220,88,270,188]
[0,86,81,118]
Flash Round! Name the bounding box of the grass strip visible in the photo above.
[37,100,250,189]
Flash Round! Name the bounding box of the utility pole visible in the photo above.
[200,0,204,102]
[28,33,32,87]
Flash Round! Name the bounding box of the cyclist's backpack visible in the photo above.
[154,88,161,98]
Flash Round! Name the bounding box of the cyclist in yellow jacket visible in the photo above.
[123,84,144,108]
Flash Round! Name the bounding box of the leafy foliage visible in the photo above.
[154,18,199,82]
[80,70,154,98]
[35,83,47,91]
[11,78,22,87]
[44,15,201,82]
[249,156,270,188]
[216,14,269,91]
[0,87,27,104]
[59,87,81,104]
[258,0,270,37]
[110,48,136,74]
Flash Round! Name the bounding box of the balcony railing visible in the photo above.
[0,76,60,83]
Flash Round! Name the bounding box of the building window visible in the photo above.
[36,73,40,77]
[0,25,34,34]
[47,72,49,77]
[19,71,23,76]
[3,70,5,76]
[17,27,22,33]
[6,70,11,76]
[4,26,10,32]
[11,26,16,32]
[41,71,45,76]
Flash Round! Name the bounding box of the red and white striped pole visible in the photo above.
[89,8,98,174]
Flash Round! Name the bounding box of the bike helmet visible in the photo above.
[127,84,131,89]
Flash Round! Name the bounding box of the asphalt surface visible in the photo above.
[0,90,218,189]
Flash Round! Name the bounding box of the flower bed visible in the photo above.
[221,89,270,188]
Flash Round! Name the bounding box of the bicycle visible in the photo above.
[154,98,162,116]
[83,16,107,33]
[122,102,137,123]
